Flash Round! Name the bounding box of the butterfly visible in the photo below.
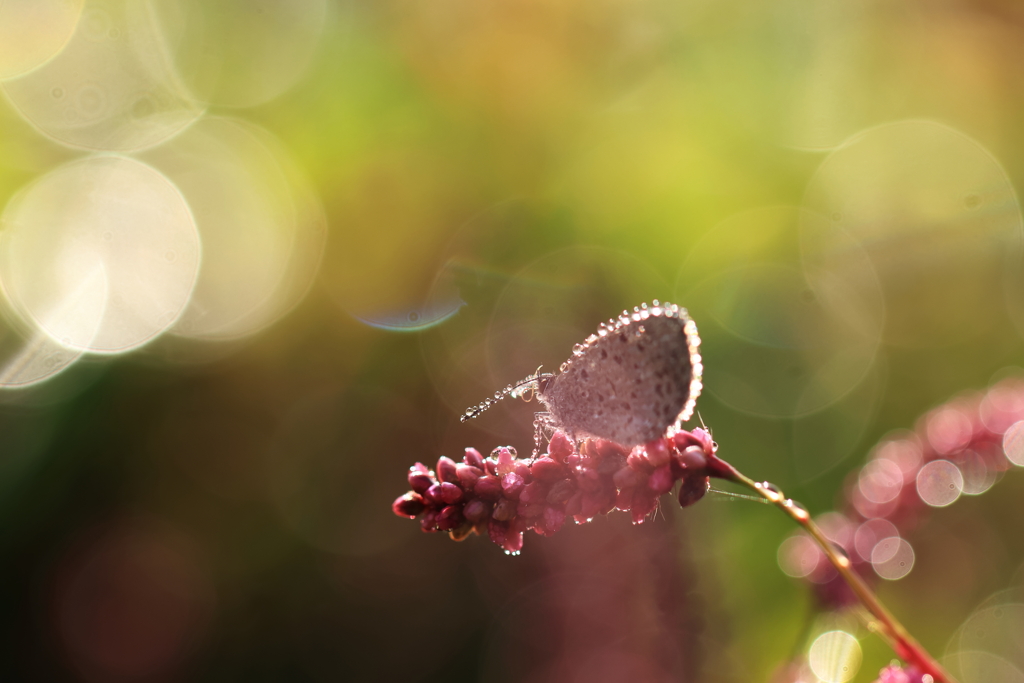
[462,301,703,449]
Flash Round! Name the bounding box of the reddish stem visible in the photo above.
[705,452,955,683]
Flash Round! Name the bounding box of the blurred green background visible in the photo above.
[3,0,1024,681]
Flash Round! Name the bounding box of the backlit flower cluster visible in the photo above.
[785,377,1024,607]
[392,428,714,554]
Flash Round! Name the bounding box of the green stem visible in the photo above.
[704,452,955,683]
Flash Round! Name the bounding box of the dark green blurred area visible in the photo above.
[4,0,1024,681]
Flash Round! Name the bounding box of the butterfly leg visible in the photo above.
[532,412,558,456]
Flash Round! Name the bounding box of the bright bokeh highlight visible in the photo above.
[808,630,862,683]
[0,155,199,354]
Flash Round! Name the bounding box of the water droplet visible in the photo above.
[871,537,915,580]
[916,460,963,507]
[778,535,821,578]
[858,458,903,504]
[1002,420,1024,466]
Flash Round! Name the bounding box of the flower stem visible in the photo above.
[704,452,955,683]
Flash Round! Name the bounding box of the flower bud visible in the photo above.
[494,446,517,475]
[392,492,426,518]
[474,475,502,500]
[631,490,658,524]
[501,472,525,499]
[546,479,576,505]
[436,505,464,531]
[424,483,444,504]
[565,491,583,517]
[463,499,491,523]
[488,519,508,547]
[492,498,516,521]
[577,467,602,492]
[627,450,650,472]
[420,510,438,532]
[408,470,434,494]
[648,464,674,494]
[436,456,459,484]
[502,527,525,554]
[439,482,464,504]
[456,464,483,491]
[612,467,638,489]
[675,445,708,472]
[591,439,629,461]
[449,522,474,541]
[518,481,545,505]
[548,431,574,462]
[532,457,566,481]
[645,438,671,467]
[535,506,565,536]
[678,474,709,508]
[463,447,485,469]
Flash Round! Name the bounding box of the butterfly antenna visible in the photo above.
[460,369,554,422]
[707,487,770,504]
[697,411,712,438]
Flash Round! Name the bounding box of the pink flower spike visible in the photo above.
[393,423,717,551]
